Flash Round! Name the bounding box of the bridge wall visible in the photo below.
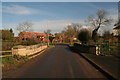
[12,44,48,56]
[74,43,99,55]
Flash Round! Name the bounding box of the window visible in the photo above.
[37,36,40,38]
[22,38,25,40]
[26,38,30,40]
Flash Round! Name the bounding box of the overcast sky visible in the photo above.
[1,2,118,36]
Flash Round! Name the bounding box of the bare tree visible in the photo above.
[87,9,112,42]
[114,19,120,41]
[16,21,33,32]
[63,23,82,43]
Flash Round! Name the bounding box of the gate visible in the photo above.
[96,41,110,55]
[96,41,120,55]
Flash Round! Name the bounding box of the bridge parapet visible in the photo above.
[12,43,48,56]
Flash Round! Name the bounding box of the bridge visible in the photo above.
[3,44,106,78]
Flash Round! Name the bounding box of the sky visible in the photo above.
[1,0,120,2]
[1,2,118,36]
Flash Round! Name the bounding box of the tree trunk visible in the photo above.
[92,26,100,42]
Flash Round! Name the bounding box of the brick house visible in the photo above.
[113,25,120,36]
[19,32,53,42]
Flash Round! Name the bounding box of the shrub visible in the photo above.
[21,38,38,46]
[2,29,14,41]
[2,41,19,51]
[78,29,91,44]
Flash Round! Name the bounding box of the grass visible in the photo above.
[2,55,28,71]
[69,44,74,47]
[48,44,55,48]
[2,55,28,64]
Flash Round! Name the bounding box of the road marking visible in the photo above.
[68,63,74,78]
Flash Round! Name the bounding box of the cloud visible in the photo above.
[2,19,85,36]
[2,5,41,15]
[33,19,85,33]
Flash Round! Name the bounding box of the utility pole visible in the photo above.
[45,29,51,46]
[47,33,49,46]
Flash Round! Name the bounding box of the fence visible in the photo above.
[12,43,48,56]
[87,41,120,56]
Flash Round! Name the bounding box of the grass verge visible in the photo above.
[2,55,28,72]
[48,44,55,48]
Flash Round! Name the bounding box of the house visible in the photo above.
[19,32,53,42]
[19,32,36,41]
[113,25,120,36]
[53,33,64,43]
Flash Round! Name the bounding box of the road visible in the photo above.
[3,44,107,78]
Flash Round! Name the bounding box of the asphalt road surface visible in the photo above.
[3,44,107,78]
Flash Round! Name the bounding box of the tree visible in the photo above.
[10,28,13,33]
[2,29,14,41]
[10,28,14,37]
[16,21,33,32]
[114,19,120,41]
[78,29,91,44]
[44,29,51,45]
[49,36,55,43]
[103,30,112,41]
[87,9,112,42]
[62,23,82,43]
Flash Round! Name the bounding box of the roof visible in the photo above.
[113,25,120,29]
[20,32,33,35]
[20,32,53,36]
[34,33,46,36]
[49,34,53,37]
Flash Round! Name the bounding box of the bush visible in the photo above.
[2,41,19,51]
[78,29,91,44]
[2,29,14,41]
[21,38,38,46]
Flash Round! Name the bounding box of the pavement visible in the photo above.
[80,53,120,80]
[2,44,107,79]
[69,46,120,80]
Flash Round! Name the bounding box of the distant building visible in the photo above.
[113,25,120,36]
[19,32,53,42]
